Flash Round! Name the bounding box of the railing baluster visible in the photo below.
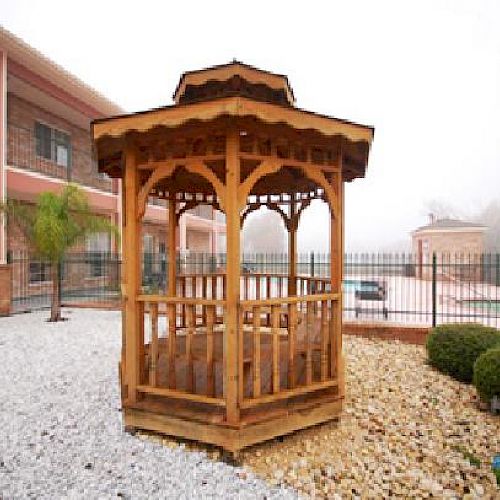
[288,302,297,389]
[167,303,176,389]
[330,298,336,379]
[271,304,280,393]
[253,305,261,398]
[149,302,159,386]
[202,276,208,324]
[206,305,215,397]
[186,304,195,392]
[320,299,328,381]
[180,277,186,327]
[306,300,313,385]
[238,305,244,403]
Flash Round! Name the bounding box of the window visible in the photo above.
[35,122,71,168]
[86,233,111,277]
[29,261,52,283]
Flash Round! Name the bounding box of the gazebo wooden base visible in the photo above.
[123,397,342,454]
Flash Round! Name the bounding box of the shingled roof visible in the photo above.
[414,218,487,233]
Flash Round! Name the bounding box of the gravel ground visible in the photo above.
[239,337,500,498]
[0,309,295,499]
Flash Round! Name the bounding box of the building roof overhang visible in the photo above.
[0,26,123,118]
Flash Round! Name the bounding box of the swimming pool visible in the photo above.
[465,300,500,312]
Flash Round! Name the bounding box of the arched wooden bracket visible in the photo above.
[240,196,313,232]
[175,200,198,223]
[137,161,177,220]
[298,166,338,218]
[267,203,291,230]
[237,159,282,211]
[240,203,260,228]
[185,162,226,212]
[176,199,222,223]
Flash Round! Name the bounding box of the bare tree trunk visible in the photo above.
[50,261,61,322]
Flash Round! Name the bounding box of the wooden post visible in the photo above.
[224,129,240,424]
[124,143,141,404]
[330,169,345,396]
[288,197,297,297]
[168,197,177,297]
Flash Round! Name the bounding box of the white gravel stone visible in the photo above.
[0,309,297,499]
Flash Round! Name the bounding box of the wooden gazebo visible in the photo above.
[92,62,374,453]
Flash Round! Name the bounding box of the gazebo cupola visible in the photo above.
[92,61,374,455]
[173,61,295,106]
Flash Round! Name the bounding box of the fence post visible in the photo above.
[496,253,499,287]
[310,252,315,278]
[432,252,437,327]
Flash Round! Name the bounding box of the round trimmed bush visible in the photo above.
[473,347,500,402]
[426,323,500,383]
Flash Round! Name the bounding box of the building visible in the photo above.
[412,215,487,279]
[0,27,225,308]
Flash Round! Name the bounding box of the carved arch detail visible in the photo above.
[137,161,177,220]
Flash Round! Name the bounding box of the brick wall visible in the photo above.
[0,265,11,315]
[413,231,485,280]
[6,93,113,192]
[344,322,430,345]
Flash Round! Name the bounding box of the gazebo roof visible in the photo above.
[413,218,487,234]
[92,62,374,182]
[173,60,296,106]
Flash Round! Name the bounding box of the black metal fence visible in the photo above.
[8,251,500,328]
[9,251,121,313]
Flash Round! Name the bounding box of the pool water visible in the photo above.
[466,300,500,312]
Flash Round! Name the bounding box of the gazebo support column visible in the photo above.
[124,144,141,404]
[288,199,297,297]
[330,172,345,397]
[224,129,240,425]
[168,197,177,296]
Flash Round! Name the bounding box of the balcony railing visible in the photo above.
[7,123,115,193]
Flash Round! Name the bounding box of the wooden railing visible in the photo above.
[135,275,340,416]
[137,295,226,407]
[239,293,339,408]
[173,272,330,301]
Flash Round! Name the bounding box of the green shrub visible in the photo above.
[473,347,500,402]
[494,468,500,486]
[426,323,500,383]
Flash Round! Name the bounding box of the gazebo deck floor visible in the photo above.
[124,392,342,454]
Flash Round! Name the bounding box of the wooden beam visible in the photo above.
[123,143,141,404]
[136,155,225,169]
[168,197,177,297]
[224,129,240,425]
[330,167,344,397]
[288,197,297,296]
[239,153,341,173]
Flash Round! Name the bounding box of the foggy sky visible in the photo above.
[2,0,499,252]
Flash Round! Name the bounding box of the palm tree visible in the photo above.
[1,184,118,321]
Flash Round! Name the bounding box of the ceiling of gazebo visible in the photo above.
[142,159,325,201]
